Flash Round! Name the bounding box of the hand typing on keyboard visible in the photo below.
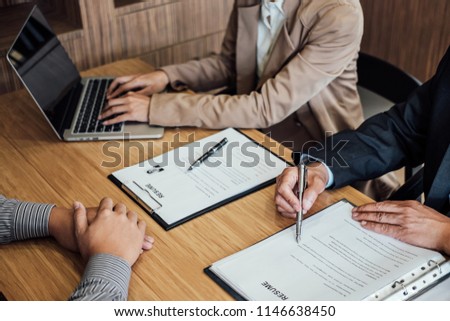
[106,72,169,98]
[99,91,150,126]
[99,71,169,126]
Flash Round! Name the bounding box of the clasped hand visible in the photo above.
[49,198,154,266]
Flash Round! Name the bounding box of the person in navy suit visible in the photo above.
[275,46,450,255]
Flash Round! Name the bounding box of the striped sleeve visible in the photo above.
[69,254,132,301]
[0,195,53,244]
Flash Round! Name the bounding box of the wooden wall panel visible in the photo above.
[117,0,232,58]
[141,31,225,68]
[115,0,176,14]
[117,4,177,56]
[360,0,450,81]
[42,0,82,27]
[77,0,122,66]
[172,0,233,44]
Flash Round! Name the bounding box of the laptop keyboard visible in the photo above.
[74,79,123,134]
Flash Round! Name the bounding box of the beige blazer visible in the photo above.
[151,0,364,141]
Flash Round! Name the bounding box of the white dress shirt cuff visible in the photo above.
[304,157,335,189]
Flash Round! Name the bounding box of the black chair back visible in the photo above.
[357,52,422,104]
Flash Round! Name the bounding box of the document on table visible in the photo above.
[109,128,289,229]
[206,200,450,301]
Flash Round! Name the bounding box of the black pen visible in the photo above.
[188,137,228,171]
[147,165,164,174]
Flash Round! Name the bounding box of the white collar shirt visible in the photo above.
[257,0,286,78]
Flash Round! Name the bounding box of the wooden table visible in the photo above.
[0,58,373,300]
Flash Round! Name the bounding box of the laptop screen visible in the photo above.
[7,6,80,136]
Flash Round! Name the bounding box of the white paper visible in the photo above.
[210,201,447,301]
[112,128,288,225]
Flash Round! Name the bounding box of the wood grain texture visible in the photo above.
[0,58,374,301]
[360,0,450,81]
[140,31,225,68]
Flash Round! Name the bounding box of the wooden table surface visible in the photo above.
[0,58,373,301]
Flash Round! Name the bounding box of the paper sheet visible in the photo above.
[210,201,446,301]
[112,128,288,226]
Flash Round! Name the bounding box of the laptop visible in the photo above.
[7,6,164,141]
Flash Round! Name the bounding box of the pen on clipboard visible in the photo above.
[147,165,164,174]
[296,163,308,243]
[187,137,228,171]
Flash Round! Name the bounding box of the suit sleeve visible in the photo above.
[149,3,363,128]
[305,80,432,188]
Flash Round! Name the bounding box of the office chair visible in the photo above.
[357,52,422,107]
[357,52,423,201]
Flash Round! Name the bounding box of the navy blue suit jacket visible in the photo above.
[297,46,450,214]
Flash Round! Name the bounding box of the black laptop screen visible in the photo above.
[7,6,80,136]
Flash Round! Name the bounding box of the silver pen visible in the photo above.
[296,163,308,243]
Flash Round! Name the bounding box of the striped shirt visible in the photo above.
[0,195,131,301]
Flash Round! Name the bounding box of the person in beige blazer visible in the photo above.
[101,0,365,149]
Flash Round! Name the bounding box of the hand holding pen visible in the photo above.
[274,162,331,239]
[188,137,228,171]
[296,163,308,243]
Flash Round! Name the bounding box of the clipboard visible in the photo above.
[203,199,354,301]
[108,128,291,230]
[204,200,450,301]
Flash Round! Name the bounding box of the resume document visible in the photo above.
[208,201,450,300]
